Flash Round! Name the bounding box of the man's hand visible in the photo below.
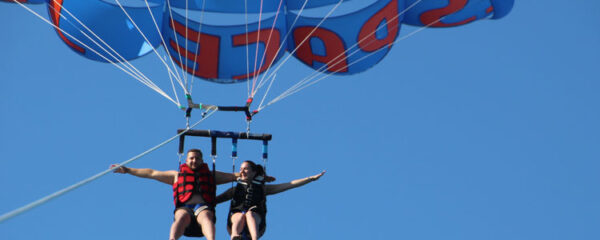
[110,164,128,174]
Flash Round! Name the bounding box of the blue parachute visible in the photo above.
[1,0,47,3]
[8,0,514,83]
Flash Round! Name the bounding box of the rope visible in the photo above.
[48,1,154,90]
[189,0,208,91]
[0,109,217,223]
[271,17,439,105]
[245,0,251,98]
[257,73,276,109]
[231,138,239,189]
[165,54,182,107]
[165,0,189,87]
[263,20,440,109]
[114,0,184,91]
[249,0,284,97]
[260,0,439,110]
[264,0,425,107]
[252,0,344,95]
[249,0,266,95]
[185,0,189,86]
[143,0,187,96]
[253,0,310,94]
[14,1,179,106]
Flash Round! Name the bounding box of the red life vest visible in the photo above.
[172,163,215,207]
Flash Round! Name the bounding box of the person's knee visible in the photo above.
[196,209,215,223]
[174,209,192,223]
[231,212,244,222]
[246,212,261,224]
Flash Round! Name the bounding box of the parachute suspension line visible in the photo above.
[249,0,285,98]
[47,2,160,92]
[177,151,184,170]
[114,0,185,92]
[252,0,344,95]
[257,73,277,110]
[284,9,436,103]
[143,0,188,92]
[249,0,266,96]
[184,0,190,87]
[252,0,293,93]
[190,78,195,96]
[268,22,442,108]
[262,140,269,173]
[16,1,178,106]
[252,0,309,108]
[48,1,157,90]
[211,136,218,187]
[165,58,182,107]
[265,0,425,105]
[231,137,239,189]
[266,0,425,105]
[265,12,444,108]
[165,0,190,89]
[254,0,309,90]
[245,0,251,98]
[189,0,208,91]
[285,0,424,92]
[0,109,217,223]
[259,0,428,108]
[253,0,343,110]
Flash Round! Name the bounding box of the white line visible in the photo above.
[0,109,217,223]
[47,1,162,94]
[114,0,183,91]
[143,0,187,94]
[14,1,178,105]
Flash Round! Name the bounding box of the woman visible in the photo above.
[216,160,325,240]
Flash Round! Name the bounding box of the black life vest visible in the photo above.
[172,163,215,207]
[230,178,266,214]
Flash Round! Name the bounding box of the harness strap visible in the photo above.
[262,140,269,172]
[211,136,217,192]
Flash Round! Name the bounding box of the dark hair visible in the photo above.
[187,149,203,158]
[243,160,265,180]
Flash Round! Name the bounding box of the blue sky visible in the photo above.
[1,1,599,240]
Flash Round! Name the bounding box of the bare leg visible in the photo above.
[245,211,262,240]
[196,209,216,240]
[230,212,246,239]
[169,209,191,240]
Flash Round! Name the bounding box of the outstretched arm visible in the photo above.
[111,164,177,185]
[265,171,325,195]
[214,171,239,185]
[215,187,234,204]
[214,171,277,185]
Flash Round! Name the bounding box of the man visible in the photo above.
[112,149,238,240]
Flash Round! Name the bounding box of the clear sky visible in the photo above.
[1,1,599,240]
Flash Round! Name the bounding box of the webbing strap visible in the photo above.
[231,138,239,189]
[232,138,238,158]
[211,136,217,190]
[262,140,269,172]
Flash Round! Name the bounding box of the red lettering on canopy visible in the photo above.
[358,0,399,52]
[47,0,85,53]
[293,27,348,73]
[232,29,281,80]
[419,0,476,27]
[169,18,220,79]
